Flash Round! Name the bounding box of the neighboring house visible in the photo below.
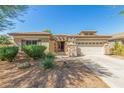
[109,32,124,45]
[0,34,14,46]
[9,30,112,56]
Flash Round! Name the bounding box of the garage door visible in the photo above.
[78,46,105,55]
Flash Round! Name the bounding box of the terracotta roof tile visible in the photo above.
[80,30,97,33]
[8,32,112,38]
[54,34,111,38]
[9,32,51,36]
[111,32,124,39]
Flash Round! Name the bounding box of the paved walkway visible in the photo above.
[79,55,124,88]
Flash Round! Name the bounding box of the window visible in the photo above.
[25,40,38,45]
[96,42,99,44]
[85,33,88,35]
[89,42,91,44]
[93,42,95,44]
[26,41,31,45]
[32,40,37,45]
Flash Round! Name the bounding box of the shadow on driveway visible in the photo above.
[80,58,113,77]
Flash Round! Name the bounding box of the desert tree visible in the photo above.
[43,29,52,34]
[0,5,28,31]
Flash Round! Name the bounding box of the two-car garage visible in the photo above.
[78,46,105,55]
[77,41,105,55]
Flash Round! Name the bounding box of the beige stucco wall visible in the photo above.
[49,40,56,53]
[13,36,50,52]
[41,42,49,53]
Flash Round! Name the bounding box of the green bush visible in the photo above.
[17,62,31,69]
[41,57,54,69]
[39,52,55,69]
[39,52,56,69]
[0,46,18,62]
[46,52,56,59]
[120,45,124,56]
[22,45,46,59]
[112,42,124,56]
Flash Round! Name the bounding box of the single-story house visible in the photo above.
[9,30,112,56]
[109,32,124,45]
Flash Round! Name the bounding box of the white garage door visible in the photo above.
[79,46,105,55]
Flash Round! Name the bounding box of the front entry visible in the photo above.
[57,41,65,52]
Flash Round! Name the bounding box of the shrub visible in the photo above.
[22,45,46,59]
[17,62,31,69]
[41,57,54,69]
[0,46,18,62]
[46,52,56,59]
[120,45,124,56]
[112,42,124,56]
[39,52,56,69]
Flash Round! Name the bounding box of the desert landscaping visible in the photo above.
[0,56,109,88]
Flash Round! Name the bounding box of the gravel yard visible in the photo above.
[0,57,108,88]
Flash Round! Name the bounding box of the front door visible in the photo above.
[57,41,65,52]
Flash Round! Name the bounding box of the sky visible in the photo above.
[2,5,124,35]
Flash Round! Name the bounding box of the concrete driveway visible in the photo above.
[79,55,124,88]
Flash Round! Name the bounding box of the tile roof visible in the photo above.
[9,32,51,36]
[68,35,112,38]
[53,34,111,38]
[111,32,124,39]
[80,30,97,33]
[8,31,112,38]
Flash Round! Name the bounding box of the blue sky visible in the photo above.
[2,5,124,35]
